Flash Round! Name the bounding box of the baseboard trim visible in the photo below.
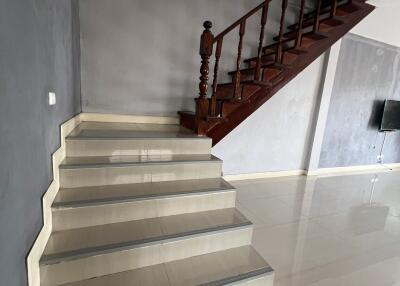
[80,112,179,125]
[223,170,307,181]
[26,113,83,286]
[224,164,400,182]
[312,163,400,176]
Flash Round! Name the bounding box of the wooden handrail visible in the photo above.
[255,2,269,81]
[200,0,272,119]
[313,0,323,33]
[295,0,306,48]
[194,0,328,132]
[213,1,271,43]
[330,0,338,17]
[183,0,374,136]
[276,0,289,63]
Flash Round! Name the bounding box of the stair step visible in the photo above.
[177,111,195,131]
[287,6,351,33]
[66,122,211,156]
[59,154,223,188]
[215,81,263,101]
[60,246,274,286]
[227,64,283,83]
[300,32,327,48]
[40,208,253,285]
[52,178,236,231]
[336,2,362,17]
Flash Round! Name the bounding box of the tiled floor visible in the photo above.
[233,170,400,286]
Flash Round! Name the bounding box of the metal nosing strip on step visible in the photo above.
[66,136,211,141]
[52,187,235,209]
[197,267,274,286]
[59,158,222,169]
[40,222,252,266]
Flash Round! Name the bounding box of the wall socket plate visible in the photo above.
[48,92,56,106]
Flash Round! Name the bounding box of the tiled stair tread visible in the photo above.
[41,208,251,262]
[73,121,183,132]
[60,246,273,286]
[54,178,234,206]
[68,122,204,139]
[60,154,221,169]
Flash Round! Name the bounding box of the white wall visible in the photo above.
[351,3,400,47]
[212,56,326,175]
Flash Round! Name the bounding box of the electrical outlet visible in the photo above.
[377,154,384,163]
[48,92,56,106]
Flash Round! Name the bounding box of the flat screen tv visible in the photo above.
[381,100,400,131]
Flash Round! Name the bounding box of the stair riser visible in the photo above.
[231,72,254,83]
[66,138,212,157]
[52,191,236,231]
[60,162,222,188]
[234,273,275,286]
[40,227,253,286]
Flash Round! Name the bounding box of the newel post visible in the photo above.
[195,21,214,134]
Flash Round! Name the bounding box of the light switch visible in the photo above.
[49,92,56,106]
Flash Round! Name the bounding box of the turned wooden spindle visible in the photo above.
[295,0,306,48]
[255,2,269,81]
[195,21,214,133]
[211,39,223,116]
[233,21,246,99]
[198,21,214,99]
[330,0,337,18]
[313,0,323,33]
[276,0,288,63]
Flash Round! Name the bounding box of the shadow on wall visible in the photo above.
[368,99,385,130]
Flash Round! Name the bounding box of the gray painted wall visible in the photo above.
[213,56,326,175]
[0,1,81,285]
[319,34,400,168]
[79,0,301,116]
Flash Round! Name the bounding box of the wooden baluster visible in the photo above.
[195,21,214,133]
[211,38,223,117]
[255,2,269,81]
[313,0,323,33]
[330,0,337,18]
[276,0,288,64]
[295,0,306,48]
[233,21,246,100]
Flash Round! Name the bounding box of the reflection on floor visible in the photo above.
[233,170,400,286]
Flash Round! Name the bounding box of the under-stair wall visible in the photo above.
[213,54,327,175]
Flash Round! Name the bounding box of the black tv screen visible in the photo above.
[381,100,400,131]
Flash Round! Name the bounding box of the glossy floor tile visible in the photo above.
[233,170,400,286]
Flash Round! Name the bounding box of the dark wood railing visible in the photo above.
[193,0,343,133]
[195,0,272,129]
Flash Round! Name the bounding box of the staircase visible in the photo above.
[39,121,274,285]
[179,0,374,145]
